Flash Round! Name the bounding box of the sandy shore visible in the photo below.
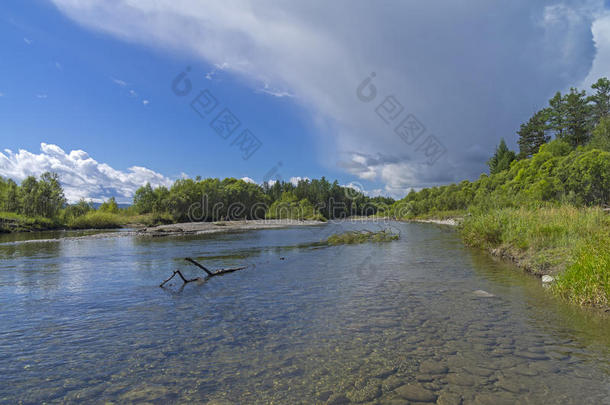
[411,218,459,226]
[139,219,325,237]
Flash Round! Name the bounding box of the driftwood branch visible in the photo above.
[159,270,201,287]
[185,257,214,276]
[159,258,248,288]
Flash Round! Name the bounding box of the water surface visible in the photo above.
[1,221,608,404]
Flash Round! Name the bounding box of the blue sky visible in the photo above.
[1,0,610,202]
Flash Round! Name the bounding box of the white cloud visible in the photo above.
[142,99,150,105]
[289,176,309,186]
[23,37,32,45]
[582,10,610,87]
[49,0,605,196]
[257,83,294,98]
[240,176,256,183]
[129,89,137,97]
[36,94,48,99]
[0,143,173,203]
[112,78,128,87]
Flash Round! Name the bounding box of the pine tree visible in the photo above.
[590,77,610,124]
[487,138,516,174]
[517,109,550,158]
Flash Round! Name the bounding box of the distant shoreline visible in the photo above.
[139,219,325,237]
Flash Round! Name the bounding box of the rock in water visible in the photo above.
[473,290,495,298]
[541,275,555,283]
[394,383,437,402]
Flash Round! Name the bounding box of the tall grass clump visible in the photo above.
[325,229,399,245]
[68,212,123,229]
[460,206,609,274]
[552,235,610,309]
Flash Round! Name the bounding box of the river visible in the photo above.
[0,221,608,404]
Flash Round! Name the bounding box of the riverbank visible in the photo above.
[139,219,324,236]
[403,206,609,310]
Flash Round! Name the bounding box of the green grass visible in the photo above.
[552,234,610,308]
[325,229,399,245]
[0,212,62,232]
[68,212,124,229]
[459,205,610,309]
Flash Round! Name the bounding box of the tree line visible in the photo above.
[388,78,610,218]
[0,173,395,225]
[487,77,610,174]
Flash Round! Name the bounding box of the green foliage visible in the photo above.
[325,229,399,245]
[389,139,610,219]
[552,233,610,308]
[62,199,93,222]
[590,77,610,123]
[517,109,550,158]
[99,197,119,214]
[0,211,61,232]
[68,212,123,229]
[487,138,516,174]
[459,206,610,277]
[588,117,610,152]
[266,192,325,221]
[0,172,65,218]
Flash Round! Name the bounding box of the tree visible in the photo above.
[589,117,610,152]
[19,176,39,217]
[37,172,66,217]
[548,88,591,148]
[517,109,550,158]
[590,77,610,124]
[99,197,119,214]
[487,139,516,174]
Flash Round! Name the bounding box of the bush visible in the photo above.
[68,212,123,229]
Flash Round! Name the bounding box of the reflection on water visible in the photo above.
[0,222,608,404]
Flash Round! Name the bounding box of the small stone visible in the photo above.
[326,393,350,405]
[437,391,463,405]
[394,383,437,402]
[419,360,448,375]
[472,290,495,298]
[541,275,555,283]
[446,373,476,387]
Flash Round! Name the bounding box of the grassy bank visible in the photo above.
[459,206,609,309]
[0,212,63,232]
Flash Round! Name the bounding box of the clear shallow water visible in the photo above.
[0,221,608,404]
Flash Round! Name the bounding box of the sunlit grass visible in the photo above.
[68,212,124,229]
[460,206,610,308]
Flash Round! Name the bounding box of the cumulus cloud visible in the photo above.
[240,176,256,183]
[49,0,606,197]
[0,143,173,203]
[289,176,309,186]
[142,99,150,105]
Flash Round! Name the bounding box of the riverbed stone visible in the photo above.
[381,375,404,393]
[437,391,463,405]
[394,383,437,402]
[472,290,495,298]
[346,379,382,403]
[419,360,449,375]
[446,373,476,387]
[326,393,350,404]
